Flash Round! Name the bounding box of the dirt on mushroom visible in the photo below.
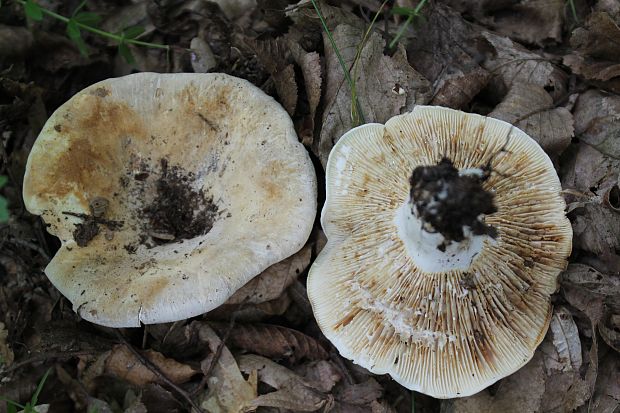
[142,158,219,246]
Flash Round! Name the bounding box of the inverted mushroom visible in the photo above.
[23,72,317,328]
[307,106,572,398]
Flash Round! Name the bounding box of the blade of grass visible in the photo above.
[388,0,428,49]
[349,0,388,125]
[310,0,365,125]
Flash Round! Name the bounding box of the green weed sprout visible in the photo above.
[0,176,9,223]
[15,0,169,64]
[1,368,52,413]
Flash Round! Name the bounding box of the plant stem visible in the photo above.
[17,0,169,50]
[388,0,428,49]
[310,0,365,124]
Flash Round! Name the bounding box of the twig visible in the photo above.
[0,350,96,376]
[113,330,205,413]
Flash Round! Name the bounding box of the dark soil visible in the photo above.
[142,159,218,245]
[409,157,497,251]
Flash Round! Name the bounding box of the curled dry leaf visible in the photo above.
[211,292,293,322]
[589,350,620,412]
[562,144,620,255]
[573,89,620,158]
[210,322,329,362]
[599,316,620,353]
[489,82,573,156]
[198,324,258,413]
[238,354,330,411]
[104,344,198,386]
[226,244,312,305]
[292,50,322,146]
[564,12,620,93]
[481,31,568,100]
[547,306,582,372]
[318,24,431,166]
[406,4,491,109]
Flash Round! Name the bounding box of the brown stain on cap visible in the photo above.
[30,94,148,206]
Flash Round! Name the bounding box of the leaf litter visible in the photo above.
[0,0,619,412]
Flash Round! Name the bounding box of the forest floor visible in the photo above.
[0,0,619,412]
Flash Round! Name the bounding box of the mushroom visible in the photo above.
[307,106,572,398]
[23,72,317,327]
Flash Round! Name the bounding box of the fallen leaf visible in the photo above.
[547,306,582,372]
[482,0,565,45]
[318,23,431,166]
[226,244,312,305]
[336,378,383,405]
[406,4,491,109]
[370,400,398,413]
[141,384,183,413]
[562,144,620,255]
[211,292,293,322]
[238,354,330,411]
[0,25,34,59]
[198,324,258,413]
[210,322,328,362]
[572,89,620,158]
[489,82,573,156]
[481,31,568,100]
[0,321,14,367]
[292,50,322,146]
[444,350,546,413]
[190,37,217,73]
[293,360,342,393]
[104,344,198,386]
[599,316,620,353]
[564,12,620,93]
[588,349,620,412]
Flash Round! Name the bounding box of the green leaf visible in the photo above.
[118,42,135,64]
[7,402,18,413]
[66,20,89,56]
[24,0,44,21]
[30,368,51,406]
[391,6,417,17]
[0,175,7,188]
[74,11,101,26]
[122,25,145,40]
[0,197,8,223]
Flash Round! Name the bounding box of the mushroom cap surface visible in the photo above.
[307,106,571,398]
[23,73,317,327]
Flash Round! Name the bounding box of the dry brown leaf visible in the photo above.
[483,0,565,45]
[190,37,217,73]
[564,12,620,93]
[210,322,328,362]
[318,23,431,166]
[560,264,620,298]
[572,89,620,158]
[588,350,620,412]
[0,321,14,367]
[292,50,322,146]
[482,31,568,100]
[336,378,383,405]
[211,292,293,322]
[406,4,491,109]
[198,324,258,413]
[489,82,573,156]
[104,344,197,386]
[546,306,583,372]
[599,316,620,353]
[445,350,546,413]
[238,354,330,411]
[562,144,620,255]
[595,0,620,22]
[294,360,342,393]
[370,400,398,413]
[226,244,312,305]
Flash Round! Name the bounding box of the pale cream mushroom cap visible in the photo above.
[23,72,317,328]
[307,106,572,398]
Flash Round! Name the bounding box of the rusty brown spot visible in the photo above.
[334,308,361,329]
[28,95,148,205]
[93,87,110,97]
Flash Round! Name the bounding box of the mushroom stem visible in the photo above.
[408,157,497,251]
